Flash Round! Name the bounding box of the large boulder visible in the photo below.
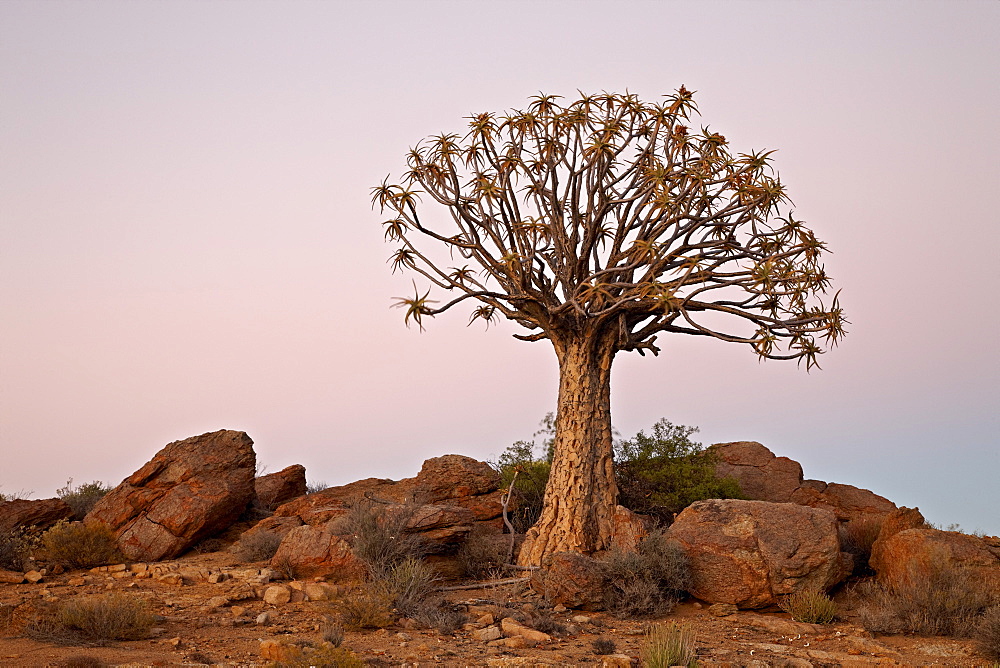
[667,499,849,609]
[0,498,73,533]
[270,524,363,580]
[530,551,607,610]
[870,527,1000,589]
[255,464,307,510]
[86,430,256,561]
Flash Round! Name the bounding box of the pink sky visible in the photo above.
[2,1,997,534]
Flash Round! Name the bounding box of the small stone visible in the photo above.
[67,577,86,586]
[24,570,43,583]
[256,611,273,625]
[396,632,412,641]
[477,613,495,625]
[204,596,229,610]
[157,573,184,586]
[552,604,567,613]
[0,571,24,584]
[473,626,502,642]
[230,606,246,617]
[263,585,291,605]
[108,563,127,572]
[599,655,633,668]
[692,601,703,609]
[571,614,591,624]
[167,637,182,648]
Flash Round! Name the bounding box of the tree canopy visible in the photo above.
[373,88,845,367]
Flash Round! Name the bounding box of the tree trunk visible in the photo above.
[517,328,618,567]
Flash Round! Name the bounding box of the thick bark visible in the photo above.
[517,328,618,566]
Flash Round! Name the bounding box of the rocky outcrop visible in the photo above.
[870,527,1000,589]
[710,441,896,525]
[255,465,307,510]
[667,499,850,609]
[85,430,256,562]
[0,498,73,533]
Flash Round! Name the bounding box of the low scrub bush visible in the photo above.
[525,607,566,635]
[603,530,691,618]
[319,615,344,646]
[39,521,122,570]
[306,480,329,495]
[379,556,439,617]
[779,585,837,624]
[412,599,468,635]
[975,606,1000,661]
[344,501,425,580]
[56,479,112,521]
[0,526,37,571]
[232,530,283,562]
[840,516,883,575]
[591,637,616,655]
[57,592,154,641]
[337,588,394,630]
[858,566,999,636]
[641,622,697,668]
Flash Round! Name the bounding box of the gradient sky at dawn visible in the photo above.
[2,1,998,534]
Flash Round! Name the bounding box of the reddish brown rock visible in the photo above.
[273,477,405,525]
[408,454,500,503]
[530,551,606,610]
[85,430,256,562]
[400,503,476,553]
[667,499,849,609]
[610,505,651,551]
[874,506,925,544]
[0,498,73,532]
[870,527,1000,589]
[711,441,803,503]
[790,482,896,524]
[240,515,304,543]
[255,465,307,510]
[271,524,364,581]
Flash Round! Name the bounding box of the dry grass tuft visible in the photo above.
[603,529,691,618]
[39,521,122,570]
[232,530,283,562]
[591,637,616,655]
[974,606,1000,661]
[641,622,697,668]
[779,585,838,624]
[56,592,154,641]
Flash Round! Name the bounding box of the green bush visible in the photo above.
[641,622,697,668]
[57,592,154,641]
[603,529,692,618]
[56,479,112,521]
[40,521,122,570]
[614,418,743,524]
[779,585,838,624]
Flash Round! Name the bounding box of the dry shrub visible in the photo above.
[232,530,283,562]
[337,588,394,630]
[56,479,111,521]
[270,643,363,668]
[412,599,468,635]
[779,585,837,624]
[603,529,691,618]
[592,637,616,655]
[0,526,37,571]
[40,521,122,570]
[344,501,425,580]
[57,592,154,641]
[641,622,696,668]
[524,607,566,635]
[456,525,508,578]
[320,615,344,646]
[858,566,1000,637]
[379,556,439,617]
[975,606,1000,661]
[840,517,883,575]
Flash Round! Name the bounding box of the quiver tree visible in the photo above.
[373,88,846,566]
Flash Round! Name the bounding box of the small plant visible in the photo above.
[857,566,999,636]
[641,622,697,668]
[39,521,122,570]
[319,615,344,646]
[306,480,329,495]
[270,643,364,668]
[57,592,154,641]
[975,606,1000,661]
[56,479,112,521]
[412,599,468,635]
[232,530,283,562]
[592,637,616,655]
[840,516,883,575]
[337,587,394,630]
[0,526,37,571]
[344,501,425,580]
[525,607,566,635]
[779,585,838,624]
[603,529,692,618]
[380,556,439,617]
